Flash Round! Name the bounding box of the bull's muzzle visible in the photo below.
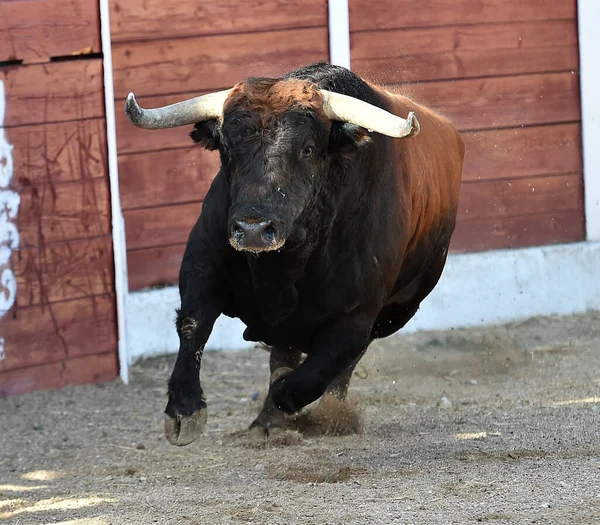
[229,218,284,253]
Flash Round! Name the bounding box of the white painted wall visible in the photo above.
[0,81,21,362]
[578,0,600,241]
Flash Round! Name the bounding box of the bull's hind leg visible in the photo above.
[249,346,302,439]
[325,348,367,401]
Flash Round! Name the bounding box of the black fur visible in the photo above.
[165,63,459,427]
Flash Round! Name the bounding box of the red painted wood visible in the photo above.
[0,295,117,375]
[0,352,119,397]
[111,0,327,43]
[0,0,101,63]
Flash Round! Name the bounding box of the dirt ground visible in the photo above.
[1,312,599,525]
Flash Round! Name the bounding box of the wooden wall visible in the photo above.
[349,0,584,252]
[111,0,330,291]
[115,0,583,291]
[0,0,118,396]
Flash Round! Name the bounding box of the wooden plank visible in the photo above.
[457,174,584,222]
[115,92,213,154]
[112,27,329,99]
[350,0,576,32]
[17,178,111,248]
[124,202,201,250]
[8,119,107,188]
[450,210,585,253]
[116,71,582,155]
[119,147,219,210]
[111,0,327,43]
[0,0,101,63]
[351,20,578,84]
[0,295,117,376]
[392,72,580,132]
[462,123,582,183]
[13,236,114,308]
[127,244,185,291]
[0,352,118,397]
[1,60,104,128]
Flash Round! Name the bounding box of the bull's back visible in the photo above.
[367,87,464,337]
[380,88,464,253]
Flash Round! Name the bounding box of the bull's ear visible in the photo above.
[190,120,220,150]
[329,122,372,155]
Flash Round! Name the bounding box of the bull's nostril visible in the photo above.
[262,225,277,244]
[232,223,245,241]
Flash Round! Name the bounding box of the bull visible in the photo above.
[125,63,464,446]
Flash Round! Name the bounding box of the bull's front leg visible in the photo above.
[270,315,372,414]
[164,254,225,446]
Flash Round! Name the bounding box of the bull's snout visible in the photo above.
[229,218,284,252]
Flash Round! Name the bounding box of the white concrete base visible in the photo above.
[126,241,600,364]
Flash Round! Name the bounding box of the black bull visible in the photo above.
[130,63,464,445]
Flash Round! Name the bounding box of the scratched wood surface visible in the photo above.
[0,295,117,375]
[0,0,101,63]
[1,60,105,127]
[8,119,108,187]
[111,0,327,43]
[13,237,114,308]
[349,0,576,31]
[0,40,118,393]
[15,178,111,248]
[0,352,118,397]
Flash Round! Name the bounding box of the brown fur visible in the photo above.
[224,78,328,121]
[376,85,464,254]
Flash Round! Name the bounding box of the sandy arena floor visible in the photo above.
[1,312,599,524]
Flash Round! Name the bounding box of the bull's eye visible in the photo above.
[301,145,314,158]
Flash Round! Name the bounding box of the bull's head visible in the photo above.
[125,78,419,253]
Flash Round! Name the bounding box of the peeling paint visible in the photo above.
[0,80,20,360]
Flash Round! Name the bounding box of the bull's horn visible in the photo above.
[124,89,232,129]
[320,90,420,138]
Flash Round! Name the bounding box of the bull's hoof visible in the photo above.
[164,407,207,446]
[249,412,286,442]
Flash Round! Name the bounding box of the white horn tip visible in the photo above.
[125,92,144,126]
[407,112,420,137]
